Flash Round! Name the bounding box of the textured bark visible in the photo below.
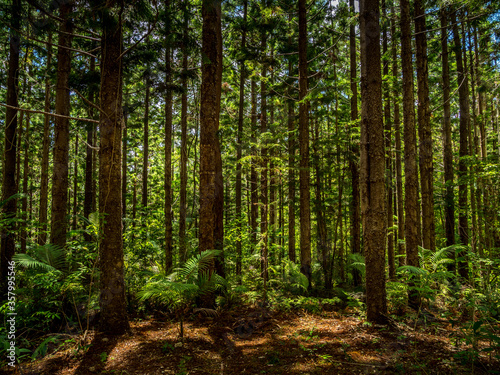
[164,0,173,273]
[39,32,52,245]
[349,0,361,286]
[250,78,258,246]
[391,7,404,268]
[415,0,436,253]
[269,47,277,257]
[298,0,311,286]
[179,3,189,263]
[440,8,455,261]
[260,29,268,286]
[452,10,470,280]
[360,0,388,324]
[21,75,31,253]
[235,0,247,281]
[382,0,394,280]
[1,0,20,296]
[50,2,74,249]
[142,75,150,208]
[401,0,419,288]
[98,4,129,334]
[122,113,128,218]
[199,0,224,276]
[72,133,78,231]
[84,54,96,242]
[287,12,296,263]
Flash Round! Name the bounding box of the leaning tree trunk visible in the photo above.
[199,0,224,280]
[50,2,74,249]
[1,0,21,297]
[298,0,312,287]
[98,3,130,334]
[359,0,388,324]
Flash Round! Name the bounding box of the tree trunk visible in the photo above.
[39,31,52,244]
[50,2,74,249]
[122,112,128,218]
[391,6,404,268]
[415,0,436,253]
[1,0,20,297]
[360,0,388,324]
[179,2,189,263]
[298,0,311,286]
[250,78,258,247]
[287,13,296,263]
[98,3,130,334]
[235,0,247,282]
[349,0,361,286]
[440,7,455,267]
[21,73,32,253]
[164,0,174,273]
[72,133,78,231]
[142,74,150,209]
[382,0,394,280]
[84,53,96,242]
[401,0,420,305]
[260,28,269,287]
[199,0,224,279]
[452,10,470,280]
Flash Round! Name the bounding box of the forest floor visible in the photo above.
[4,304,499,375]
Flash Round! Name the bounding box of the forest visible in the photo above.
[1,0,500,373]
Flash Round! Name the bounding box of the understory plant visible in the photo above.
[138,250,226,339]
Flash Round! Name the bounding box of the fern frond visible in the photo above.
[12,253,61,274]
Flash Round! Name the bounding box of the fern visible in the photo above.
[13,244,67,274]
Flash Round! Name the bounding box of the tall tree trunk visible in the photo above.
[84,53,96,242]
[122,112,128,218]
[287,13,296,263]
[382,0,394,279]
[1,0,20,296]
[250,78,258,247]
[401,0,419,305]
[260,29,269,287]
[21,72,32,253]
[142,75,150,208]
[360,0,388,324]
[441,7,455,267]
[164,0,173,273]
[391,6,404,268]
[39,32,52,244]
[269,47,276,261]
[72,133,78,231]
[452,10,470,280]
[199,0,224,278]
[179,2,189,263]
[415,0,435,253]
[98,2,129,334]
[349,0,361,286]
[50,2,74,248]
[298,0,311,286]
[235,0,247,282]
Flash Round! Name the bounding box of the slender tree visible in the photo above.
[298,0,311,286]
[98,0,129,334]
[1,0,21,297]
[50,1,74,248]
[359,0,388,324]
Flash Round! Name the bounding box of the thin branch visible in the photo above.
[0,103,99,124]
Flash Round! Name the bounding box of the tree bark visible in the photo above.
[298,0,311,286]
[98,2,129,334]
[50,1,74,249]
[452,10,470,280]
[142,73,150,209]
[415,0,436,253]
[287,12,296,263]
[84,53,96,242]
[401,0,419,304]
[164,0,173,273]
[179,2,189,263]
[250,78,259,247]
[199,0,224,278]
[235,0,247,282]
[349,0,361,286]
[1,0,20,296]
[440,7,455,267]
[39,31,52,245]
[360,0,388,324]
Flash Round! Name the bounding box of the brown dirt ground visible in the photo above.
[3,306,499,375]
